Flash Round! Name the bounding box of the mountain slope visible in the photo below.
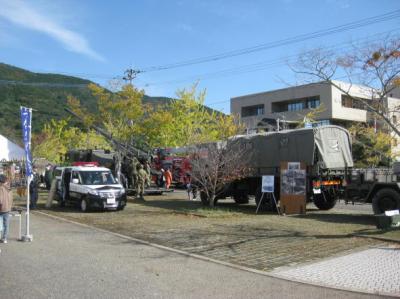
[0,63,173,143]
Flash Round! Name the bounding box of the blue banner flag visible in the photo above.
[20,107,33,177]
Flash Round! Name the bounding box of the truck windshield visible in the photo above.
[79,171,117,185]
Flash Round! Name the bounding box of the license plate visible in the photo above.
[107,197,115,204]
[313,188,321,194]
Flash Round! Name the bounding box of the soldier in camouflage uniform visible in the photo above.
[129,157,139,189]
[136,164,148,199]
[144,161,151,187]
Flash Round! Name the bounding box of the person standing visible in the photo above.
[29,169,39,210]
[144,161,151,187]
[185,173,197,200]
[0,175,13,244]
[44,164,53,190]
[136,164,148,200]
[164,168,172,189]
[129,157,139,189]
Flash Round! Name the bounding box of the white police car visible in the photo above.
[57,164,126,212]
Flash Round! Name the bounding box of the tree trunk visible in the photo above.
[115,152,122,183]
[209,194,216,207]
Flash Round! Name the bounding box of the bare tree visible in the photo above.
[291,36,400,137]
[189,138,249,207]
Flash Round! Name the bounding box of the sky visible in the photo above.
[0,0,399,113]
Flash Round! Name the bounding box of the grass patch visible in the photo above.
[178,206,246,218]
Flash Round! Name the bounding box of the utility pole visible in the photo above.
[123,68,141,85]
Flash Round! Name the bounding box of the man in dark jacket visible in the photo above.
[29,169,39,210]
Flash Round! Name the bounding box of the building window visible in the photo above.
[288,102,304,111]
[272,96,320,113]
[393,115,397,124]
[341,95,368,110]
[241,104,264,117]
[307,97,320,109]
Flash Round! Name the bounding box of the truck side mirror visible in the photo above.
[72,178,80,184]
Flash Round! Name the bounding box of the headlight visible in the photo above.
[120,189,126,195]
[88,190,99,196]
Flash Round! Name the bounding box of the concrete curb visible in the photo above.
[352,233,400,244]
[32,210,398,298]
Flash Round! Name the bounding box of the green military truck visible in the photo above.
[344,166,400,214]
[207,125,354,211]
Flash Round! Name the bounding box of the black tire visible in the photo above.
[255,186,276,211]
[233,190,249,204]
[372,188,400,215]
[80,198,89,212]
[313,190,337,210]
[59,199,65,207]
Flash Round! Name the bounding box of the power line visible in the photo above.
[139,9,400,72]
[140,29,400,87]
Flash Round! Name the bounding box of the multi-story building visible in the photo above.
[231,80,400,159]
[231,80,400,133]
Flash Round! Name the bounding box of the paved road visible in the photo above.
[0,213,384,299]
[273,245,400,296]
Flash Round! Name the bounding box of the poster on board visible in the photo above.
[262,175,274,193]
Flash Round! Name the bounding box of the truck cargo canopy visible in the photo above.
[314,126,353,169]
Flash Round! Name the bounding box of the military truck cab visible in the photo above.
[57,164,126,212]
[344,167,400,214]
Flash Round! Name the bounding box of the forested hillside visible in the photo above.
[0,63,172,143]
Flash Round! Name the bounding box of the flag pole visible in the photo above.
[20,106,33,242]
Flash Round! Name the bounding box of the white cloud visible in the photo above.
[0,0,105,61]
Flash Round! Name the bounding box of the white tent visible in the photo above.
[0,134,25,161]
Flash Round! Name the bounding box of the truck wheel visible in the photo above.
[255,187,276,211]
[313,191,337,210]
[80,199,89,212]
[233,190,249,204]
[200,191,210,206]
[372,188,400,215]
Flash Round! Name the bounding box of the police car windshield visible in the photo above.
[79,171,117,185]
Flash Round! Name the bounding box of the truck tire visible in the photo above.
[233,190,249,204]
[313,190,337,210]
[200,191,210,206]
[372,188,400,215]
[255,187,276,211]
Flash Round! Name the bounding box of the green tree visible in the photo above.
[33,119,110,164]
[296,103,326,128]
[143,84,243,148]
[348,124,394,167]
[68,83,145,146]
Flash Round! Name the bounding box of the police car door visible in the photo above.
[69,170,81,202]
